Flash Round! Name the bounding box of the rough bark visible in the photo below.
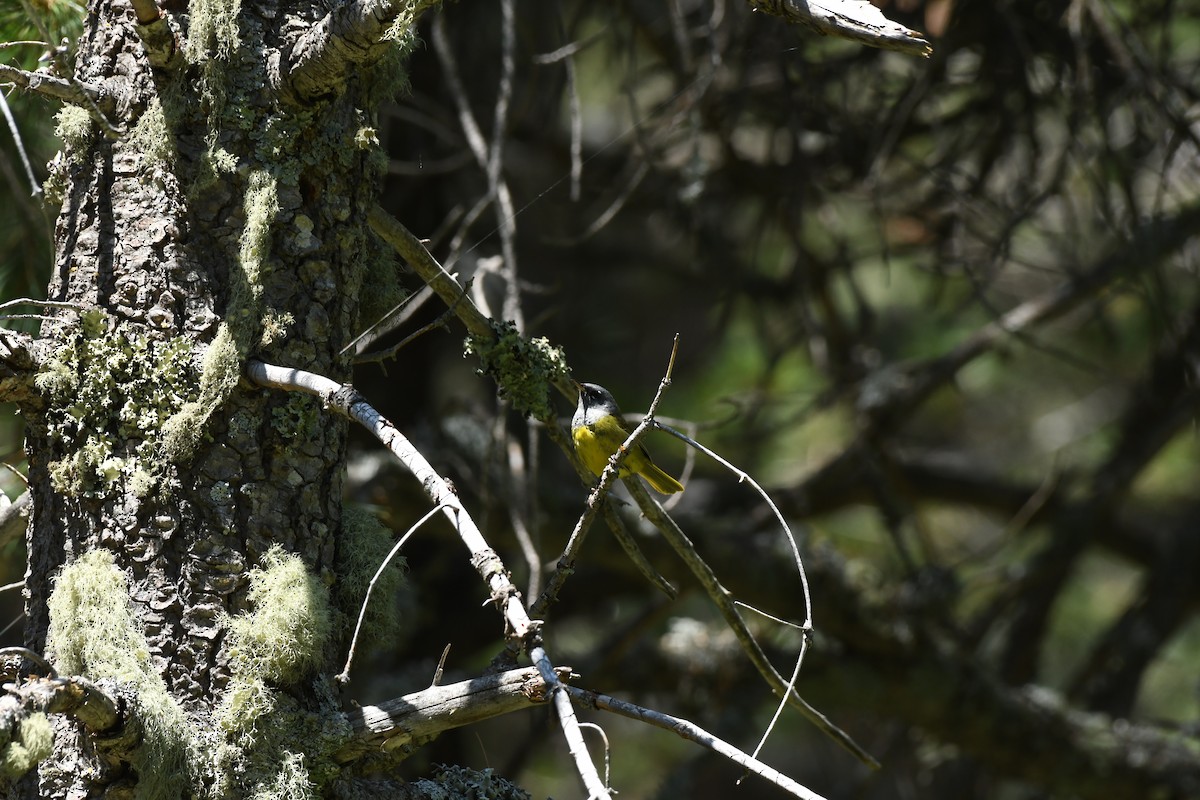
[14,0,411,795]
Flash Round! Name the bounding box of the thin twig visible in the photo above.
[338,503,448,684]
[529,643,609,799]
[0,63,109,111]
[0,646,55,678]
[532,338,682,617]
[576,722,612,790]
[506,434,542,601]
[354,302,460,365]
[626,478,877,768]
[367,206,494,340]
[655,422,812,627]
[565,684,831,800]
[0,91,41,197]
[431,9,525,329]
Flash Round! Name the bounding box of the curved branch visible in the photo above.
[565,685,829,800]
[626,480,878,769]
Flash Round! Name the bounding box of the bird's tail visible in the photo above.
[640,463,684,495]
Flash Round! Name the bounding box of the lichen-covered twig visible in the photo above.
[0,63,110,111]
[281,0,440,102]
[367,206,672,608]
[532,338,682,617]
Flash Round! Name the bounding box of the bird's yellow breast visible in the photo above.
[572,417,632,478]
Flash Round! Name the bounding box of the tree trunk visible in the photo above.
[16,0,410,795]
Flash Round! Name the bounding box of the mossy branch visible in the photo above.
[281,0,440,102]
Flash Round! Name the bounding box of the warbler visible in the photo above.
[572,382,684,495]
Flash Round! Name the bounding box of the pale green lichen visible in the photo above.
[53,105,95,164]
[224,547,333,688]
[215,548,348,799]
[37,311,197,497]
[411,765,531,800]
[161,322,242,464]
[465,320,570,421]
[187,0,242,63]
[250,750,314,800]
[241,170,279,287]
[0,713,54,780]
[271,394,322,441]
[46,550,197,799]
[126,96,177,169]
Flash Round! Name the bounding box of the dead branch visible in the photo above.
[336,666,567,762]
[745,0,932,57]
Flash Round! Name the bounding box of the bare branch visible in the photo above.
[367,206,495,340]
[746,0,932,57]
[0,675,120,734]
[336,666,567,762]
[566,684,830,800]
[337,503,448,684]
[0,63,109,111]
[131,1,182,70]
[626,480,878,769]
[0,491,30,551]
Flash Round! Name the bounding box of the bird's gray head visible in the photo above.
[573,382,621,428]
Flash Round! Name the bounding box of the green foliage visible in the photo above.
[45,550,197,799]
[465,320,570,421]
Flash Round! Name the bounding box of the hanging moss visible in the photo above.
[45,550,198,799]
[216,548,349,799]
[0,713,54,781]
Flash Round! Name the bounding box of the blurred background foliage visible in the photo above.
[4,0,1200,798]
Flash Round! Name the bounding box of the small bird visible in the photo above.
[572,382,684,495]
